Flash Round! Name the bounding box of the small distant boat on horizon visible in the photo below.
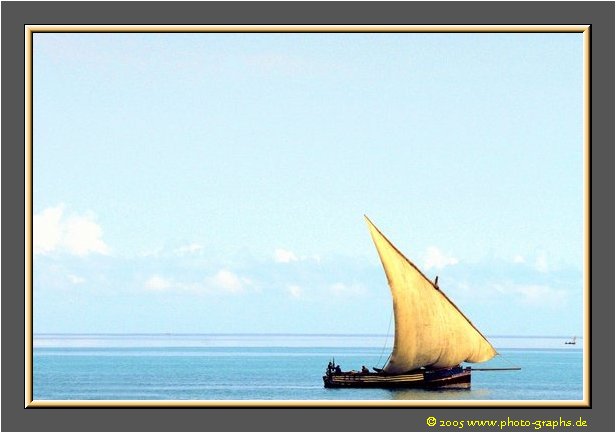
[323,216,519,390]
[565,336,577,345]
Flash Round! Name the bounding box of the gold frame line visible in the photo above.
[24,24,590,33]
[25,24,591,409]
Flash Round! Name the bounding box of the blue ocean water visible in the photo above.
[33,334,583,401]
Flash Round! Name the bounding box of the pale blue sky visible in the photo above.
[33,32,584,337]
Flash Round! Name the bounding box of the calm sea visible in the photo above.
[33,334,583,401]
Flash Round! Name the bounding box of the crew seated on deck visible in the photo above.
[327,361,342,374]
[361,365,369,374]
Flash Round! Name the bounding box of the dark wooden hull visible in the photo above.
[323,366,471,389]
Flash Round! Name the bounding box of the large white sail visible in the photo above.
[365,217,497,374]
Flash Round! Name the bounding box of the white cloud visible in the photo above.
[67,274,85,284]
[144,275,173,291]
[209,269,250,293]
[513,255,526,264]
[535,252,549,273]
[33,205,64,254]
[287,285,303,299]
[33,205,110,256]
[423,246,459,270]
[63,214,110,256]
[174,243,204,255]
[455,281,471,293]
[145,270,253,295]
[139,246,164,257]
[492,283,566,308]
[516,285,565,307]
[274,248,298,263]
[273,248,321,263]
[329,282,366,297]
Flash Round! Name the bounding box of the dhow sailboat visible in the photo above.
[323,217,512,389]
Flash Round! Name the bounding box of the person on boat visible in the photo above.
[334,364,342,373]
[361,365,369,374]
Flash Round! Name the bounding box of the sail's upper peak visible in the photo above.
[365,215,437,288]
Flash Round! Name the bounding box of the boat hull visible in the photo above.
[323,366,471,389]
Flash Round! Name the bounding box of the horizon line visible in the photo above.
[32,332,582,339]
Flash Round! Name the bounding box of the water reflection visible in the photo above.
[390,387,492,400]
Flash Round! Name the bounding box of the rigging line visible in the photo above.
[495,353,522,370]
[376,307,393,368]
[381,353,392,370]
